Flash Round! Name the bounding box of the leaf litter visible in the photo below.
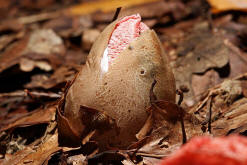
[0,0,247,164]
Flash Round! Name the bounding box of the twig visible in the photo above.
[180,115,187,144]
[207,96,213,134]
[0,90,61,99]
[176,89,187,144]
[18,11,61,24]
[112,7,122,22]
[176,89,184,106]
[134,152,167,159]
[200,94,214,133]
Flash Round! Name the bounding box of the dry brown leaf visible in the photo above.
[174,23,230,106]
[224,41,247,78]
[0,31,25,51]
[0,90,60,99]
[1,133,61,165]
[142,157,162,165]
[0,29,65,73]
[191,69,221,101]
[174,22,247,105]
[1,1,247,164]
[57,89,119,148]
[22,29,65,62]
[189,73,247,136]
[0,106,56,132]
[25,66,79,89]
[0,37,28,73]
[136,113,153,140]
[79,105,119,141]
[133,74,247,164]
[0,19,23,33]
[242,81,247,97]
[122,159,135,165]
[0,146,34,165]
[20,133,60,165]
[176,27,229,74]
[212,98,247,136]
[43,15,93,38]
[57,101,81,147]
[67,154,87,165]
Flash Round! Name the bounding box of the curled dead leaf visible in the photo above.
[57,83,119,148]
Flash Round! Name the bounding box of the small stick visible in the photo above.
[112,7,122,22]
[176,89,183,106]
[207,96,213,133]
[176,89,187,144]
[134,152,167,159]
[180,115,187,144]
[24,89,35,99]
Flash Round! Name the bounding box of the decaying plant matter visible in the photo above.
[1,1,247,164]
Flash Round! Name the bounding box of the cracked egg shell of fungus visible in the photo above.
[59,14,176,149]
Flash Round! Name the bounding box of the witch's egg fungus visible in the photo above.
[57,14,176,150]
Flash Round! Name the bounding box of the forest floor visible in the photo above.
[0,0,247,164]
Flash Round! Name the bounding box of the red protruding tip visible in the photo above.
[107,14,149,63]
